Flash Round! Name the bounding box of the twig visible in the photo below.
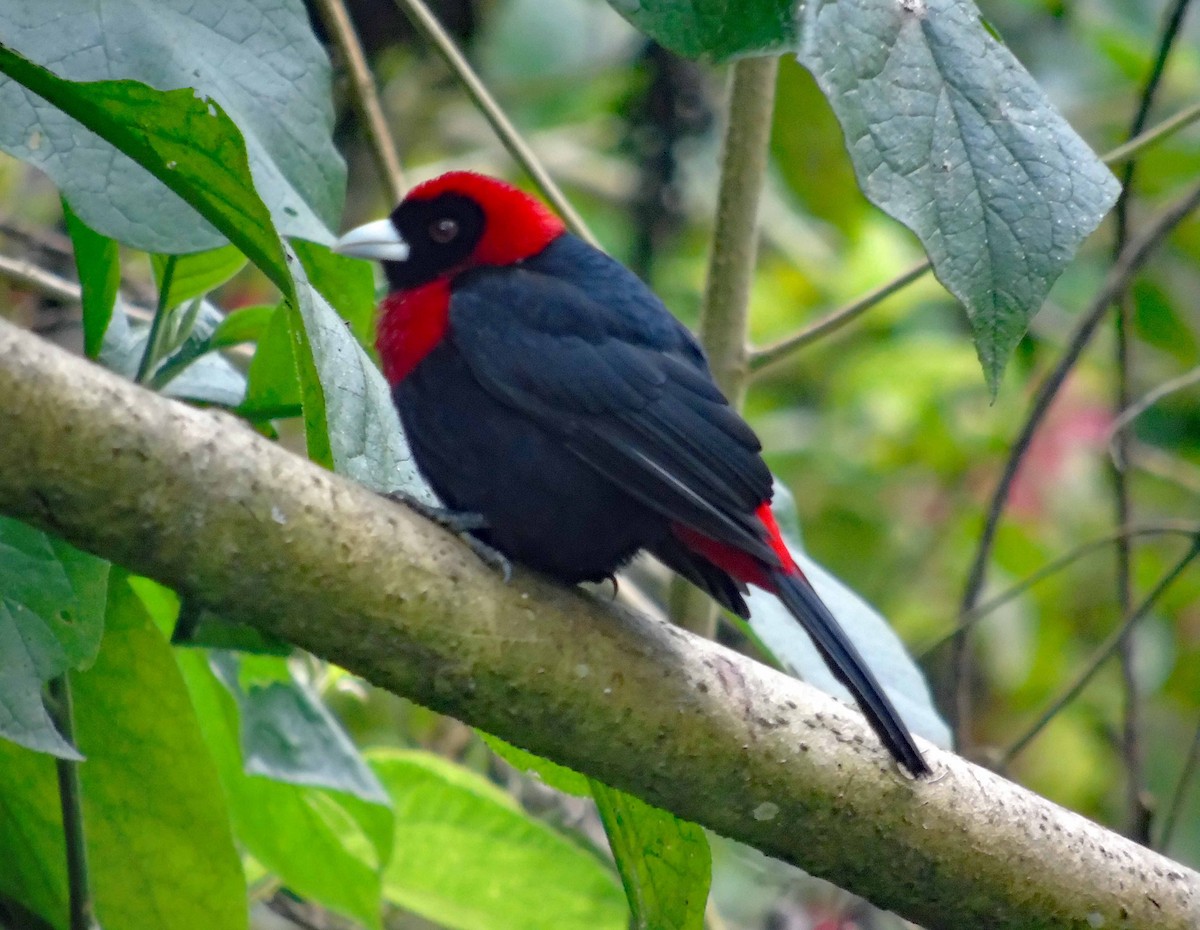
[1000,536,1200,768]
[1104,100,1200,166]
[952,177,1200,738]
[749,259,930,375]
[0,252,81,303]
[1108,365,1200,469]
[46,676,94,930]
[389,0,596,244]
[310,0,406,203]
[743,95,1199,378]
[919,522,1200,658]
[669,56,778,638]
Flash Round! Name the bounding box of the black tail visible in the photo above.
[773,570,931,777]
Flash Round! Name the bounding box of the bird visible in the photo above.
[333,171,930,777]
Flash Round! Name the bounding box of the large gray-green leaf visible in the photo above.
[289,249,434,498]
[604,0,797,60]
[0,0,343,252]
[0,47,292,294]
[0,518,108,758]
[210,652,388,805]
[798,0,1120,391]
[744,484,951,748]
[374,750,626,930]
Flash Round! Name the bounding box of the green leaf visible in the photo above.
[590,780,711,930]
[0,0,343,253]
[173,647,390,930]
[486,735,708,929]
[743,483,951,748]
[288,250,432,496]
[0,740,68,926]
[374,750,626,930]
[0,45,293,299]
[62,200,120,358]
[0,518,108,758]
[99,298,247,407]
[797,0,1120,391]
[211,304,275,349]
[151,245,248,310]
[293,240,378,349]
[482,732,593,797]
[210,652,388,805]
[241,303,303,419]
[71,572,247,930]
[605,0,798,60]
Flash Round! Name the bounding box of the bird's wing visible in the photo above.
[448,266,778,564]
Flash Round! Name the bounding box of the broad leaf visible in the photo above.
[798,0,1120,390]
[293,240,378,349]
[289,250,433,498]
[211,304,275,349]
[130,577,392,930]
[71,573,247,930]
[0,739,67,926]
[0,0,343,252]
[0,518,108,758]
[590,782,710,930]
[374,750,626,930]
[0,46,293,297]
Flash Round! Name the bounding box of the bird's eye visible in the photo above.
[429,217,460,244]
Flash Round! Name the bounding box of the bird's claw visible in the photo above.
[462,535,513,583]
[386,490,512,582]
[386,490,488,533]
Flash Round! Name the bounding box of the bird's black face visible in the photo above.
[333,193,486,291]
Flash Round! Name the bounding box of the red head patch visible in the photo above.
[405,171,566,266]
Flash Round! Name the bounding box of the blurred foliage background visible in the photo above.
[1,0,1198,927]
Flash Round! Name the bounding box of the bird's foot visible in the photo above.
[386,490,512,582]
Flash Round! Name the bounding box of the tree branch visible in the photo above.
[0,318,1197,930]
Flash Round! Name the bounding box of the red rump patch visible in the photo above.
[377,281,450,385]
[406,171,566,266]
[670,502,799,592]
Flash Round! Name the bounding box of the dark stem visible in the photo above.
[47,675,94,930]
[389,0,595,244]
[1108,0,1193,844]
[310,0,405,202]
[919,523,1200,659]
[950,178,1200,744]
